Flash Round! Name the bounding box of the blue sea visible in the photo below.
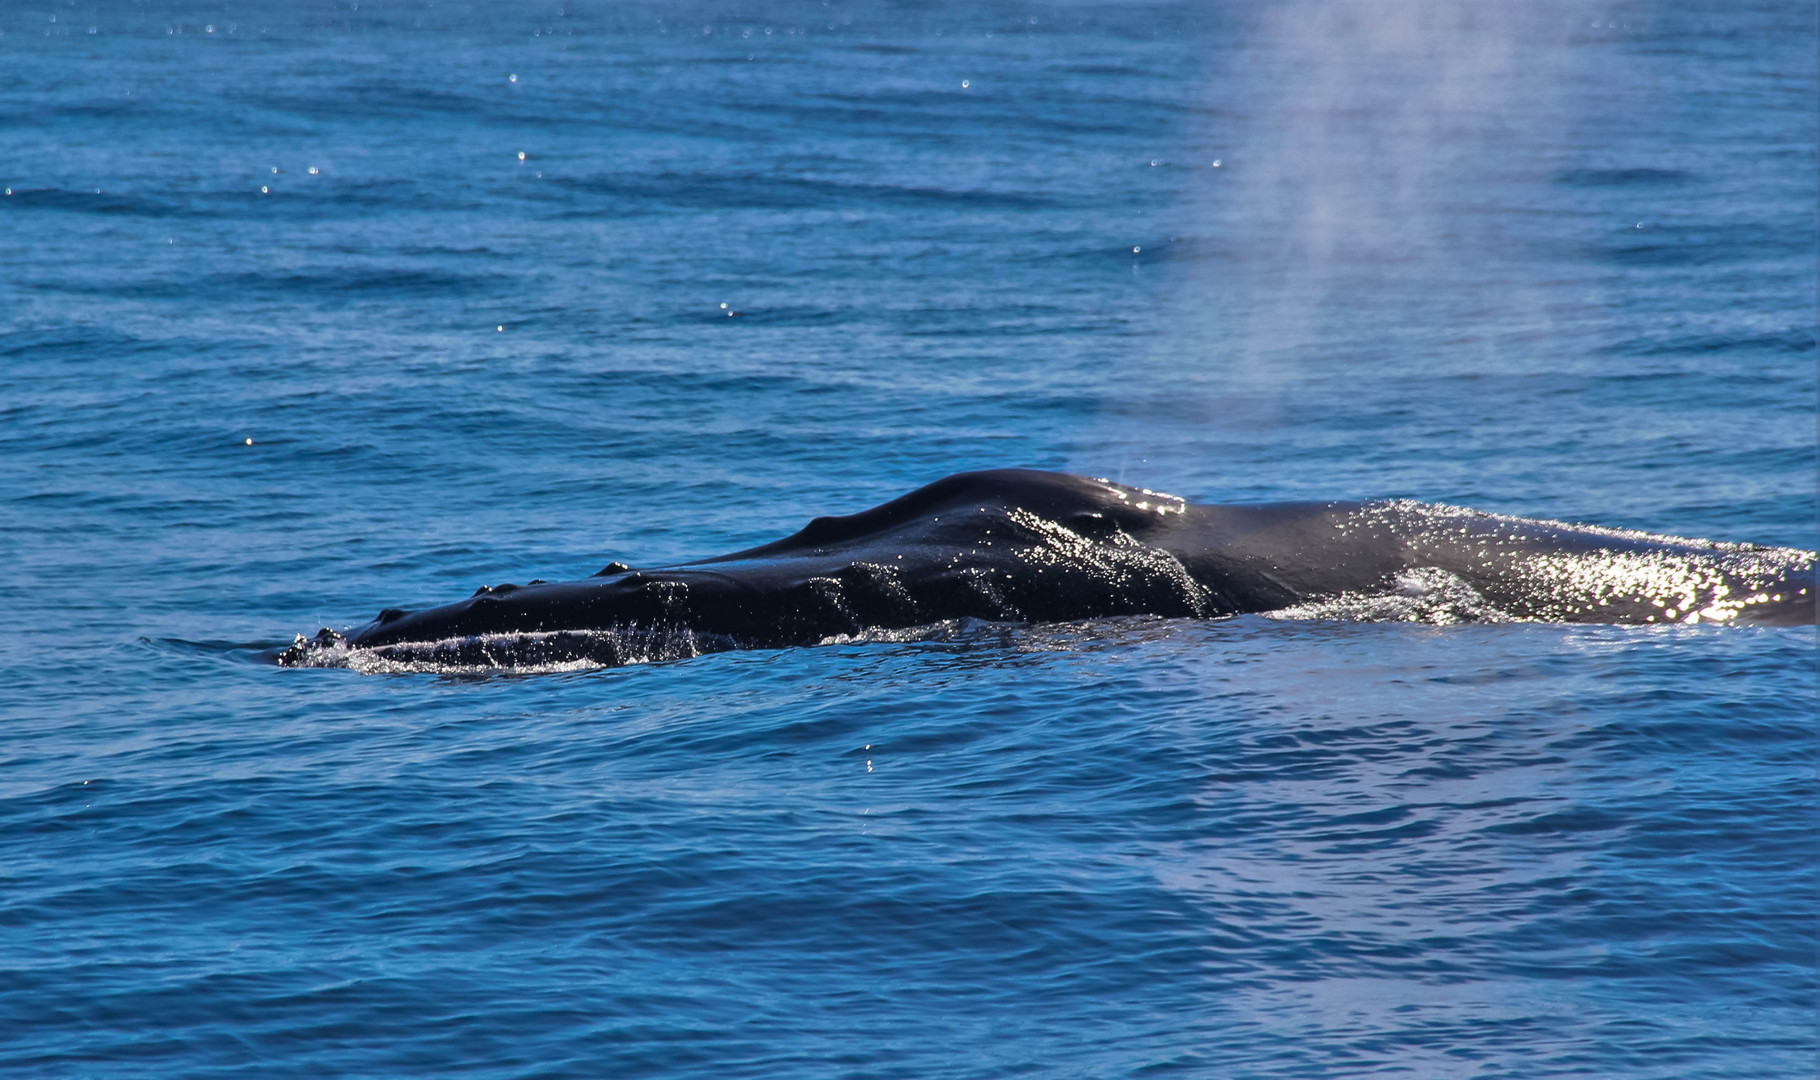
[2,2,1815,1076]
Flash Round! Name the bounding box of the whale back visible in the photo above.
[713,469,1169,561]
[278,470,1816,670]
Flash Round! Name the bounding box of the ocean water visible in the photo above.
[2,1,1815,1076]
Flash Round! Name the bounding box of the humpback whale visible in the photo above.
[279,469,1815,670]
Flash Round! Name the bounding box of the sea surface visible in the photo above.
[2,2,1815,1076]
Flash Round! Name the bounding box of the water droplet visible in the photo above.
[244,438,254,445]
[960,79,970,89]
[497,325,505,332]
[517,151,526,161]
[1132,246,1141,254]
[1211,159,1222,167]
[509,73,518,82]
[720,302,729,309]
[260,185,268,194]
[307,166,319,175]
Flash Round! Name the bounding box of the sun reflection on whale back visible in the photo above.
[279,470,1813,674]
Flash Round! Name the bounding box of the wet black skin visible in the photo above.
[286,469,1816,664]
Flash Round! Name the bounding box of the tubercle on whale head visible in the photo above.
[275,625,344,667]
[334,570,696,653]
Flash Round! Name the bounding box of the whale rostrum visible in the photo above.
[279,469,1815,670]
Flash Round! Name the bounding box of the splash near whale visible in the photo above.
[279,469,1815,672]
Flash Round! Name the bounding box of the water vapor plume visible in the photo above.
[1091,1,1636,497]
[1200,1,1593,363]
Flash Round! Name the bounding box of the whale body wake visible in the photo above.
[279,470,1815,672]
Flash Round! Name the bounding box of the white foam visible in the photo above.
[1265,567,1514,625]
[288,625,735,676]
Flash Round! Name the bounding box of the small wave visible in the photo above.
[1607,329,1818,357]
[1553,167,1692,187]
[550,171,1052,213]
[215,268,500,299]
[140,637,297,666]
[1,185,182,217]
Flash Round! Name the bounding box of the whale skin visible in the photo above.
[279,469,1816,670]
